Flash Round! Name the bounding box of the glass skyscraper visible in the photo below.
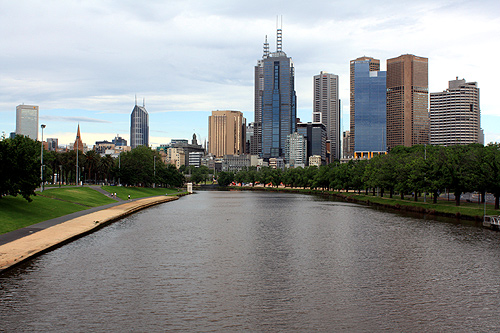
[130,101,149,149]
[353,61,387,153]
[256,28,297,159]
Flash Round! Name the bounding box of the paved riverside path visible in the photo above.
[0,195,179,273]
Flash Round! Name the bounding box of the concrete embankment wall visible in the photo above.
[0,196,179,273]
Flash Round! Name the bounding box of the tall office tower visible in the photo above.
[342,131,351,159]
[285,132,307,167]
[386,54,429,149]
[208,110,246,158]
[352,60,387,155]
[313,71,340,160]
[253,36,269,157]
[349,57,380,156]
[130,98,149,149]
[16,104,39,140]
[257,26,297,159]
[297,122,327,165]
[430,78,481,145]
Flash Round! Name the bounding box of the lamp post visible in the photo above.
[40,124,46,192]
[118,153,121,186]
[153,155,156,188]
[59,165,62,188]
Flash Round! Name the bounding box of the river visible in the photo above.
[1,190,500,331]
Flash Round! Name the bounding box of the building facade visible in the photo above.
[350,57,380,156]
[313,71,340,160]
[222,154,251,172]
[16,104,39,140]
[285,132,307,167]
[430,78,481,145]
[297,122,327,165]
[130,102,149,149]
[208,110,246,158]
[47,138,58,151]
[112,135,127,147]
[353,60,387,154]
[188,151,203,167]
[386,54,429,149]
[258,27,297,159]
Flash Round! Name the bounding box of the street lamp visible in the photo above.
[40,124,46,192]
[153,155,156,188]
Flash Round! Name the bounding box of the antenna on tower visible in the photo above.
[276,15,283,52]
[263,35,269,58]
[135,94,137,106]
[143,97,145,107]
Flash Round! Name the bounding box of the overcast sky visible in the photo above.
[1,0,499,147]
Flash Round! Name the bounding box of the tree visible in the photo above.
[119,146,155,186]
[217,171,234,187]
[0,135,41,202]
[484,144,500,209]
[444,145,478,206]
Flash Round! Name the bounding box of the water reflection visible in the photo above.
[1,191,500,331]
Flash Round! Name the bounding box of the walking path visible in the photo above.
[0,194,180,273]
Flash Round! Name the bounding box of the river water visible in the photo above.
[1,190,500,331]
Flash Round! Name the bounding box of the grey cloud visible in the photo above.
[41,116,112,124]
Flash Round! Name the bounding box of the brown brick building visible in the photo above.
[386,54,429,150]
[208,110,246,158]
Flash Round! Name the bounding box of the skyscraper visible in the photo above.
[386,54,429,149]
[130,99,149,149]
[350,57,380,156]
[16,104,39,140]
[252,36,268,157]
[352,60,387,155]
[208,110,246,158]
[430,78,481,145]
[313,71,340,160]
[256,26,297,159]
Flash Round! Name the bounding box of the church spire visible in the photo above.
[74,123,83,151]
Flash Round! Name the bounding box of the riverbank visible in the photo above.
[225,186,495,223]
[0,195,179,273]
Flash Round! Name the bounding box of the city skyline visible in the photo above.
[1,1,500,147]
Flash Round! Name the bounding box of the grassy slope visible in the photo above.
[101,186,179,200]
[0,195,88,234]
[39,187,117,207]
[1,186,183,235]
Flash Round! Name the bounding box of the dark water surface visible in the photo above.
[2,191,500,331]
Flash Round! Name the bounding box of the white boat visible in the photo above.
[483,215,500,230]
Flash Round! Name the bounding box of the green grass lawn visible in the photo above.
[40,187,117,207]
[338,192,498,218]
[101,186,181,200]
[0,195,88,234]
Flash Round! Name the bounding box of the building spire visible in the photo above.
[135,94,137,106]
[74,123,83,151]
[143,97,145,107]
[276,15,282,52]
[263,35,269,58]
